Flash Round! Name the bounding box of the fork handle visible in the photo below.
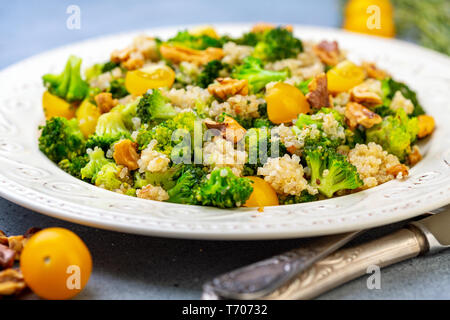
[264,227,428,300]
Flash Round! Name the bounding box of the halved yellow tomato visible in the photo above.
[327,60,365,93]
[244,176,279,208]
[265,82,310,124]
[42,90,76,120]
[76,100,101,137]
[125,65,175,96]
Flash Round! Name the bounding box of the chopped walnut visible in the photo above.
[205,115,247,143]
[111,47,145,71]
[362,62,389,80]
[350,80,383,106]
[113,139,139,171]
[386,164,409,178]
[6,236,25,260]
[417,115,435,138]
[306,73,330,109]
[0,228,40,262]
[208,77,249,100]
[345,102,382,129]
[251,23,293,33]
[160,44,224,66]
[0,230,7,246]
[313,40,340,66]
[0,244,15,269]
[408,145,422,166]
[137,184,169,201]
[95,92,118,113]
[0,269,26,296]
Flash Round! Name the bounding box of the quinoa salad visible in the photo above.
[38,24,435,209]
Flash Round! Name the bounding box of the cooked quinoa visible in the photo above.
[258,154,317,196]
[348,142,405,189]
[38,24,433,209]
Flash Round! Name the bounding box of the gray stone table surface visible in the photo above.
[1,0,449,300]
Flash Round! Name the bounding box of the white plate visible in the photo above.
[0,24,449,240]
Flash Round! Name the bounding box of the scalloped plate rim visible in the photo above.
[0,23,449,240]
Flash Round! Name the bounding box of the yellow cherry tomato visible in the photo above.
[343,0,395,38]
[42,90,76,120]
[265,82,310,124]
[76,100,101,137]
[189,25,219,39]
[244,176,279,208]
[327,60,365,93]
[125,64,175,96]
[20,228,92,300]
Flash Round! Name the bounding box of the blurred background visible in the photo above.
[0,0,448,70]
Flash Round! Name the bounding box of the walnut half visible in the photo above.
[313,40,340,66]
[345,102,382,129]
[95,92,118,114]
[204,115,247,143]
[0,269,26,296]
[208,78,249,100]
[160,44,224,66]
[306,73,330,109]
[113,139,140,171]
[350,80,383,106]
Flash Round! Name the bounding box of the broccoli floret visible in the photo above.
[109,79,129,99]
[246,127,286,166]
[95,110,130,138]
[252,28,303,62]
[85,135,121,153]
[232,57,288,93]
[80,147,111,182]
[278,190,319,205]
[251,103,273,128]
[102,61,120,73]
[39,117,85,163]
[94,162,130,191]
[366,108,419,161]
[196,60,225,88]
[381,78,425,117]
[112,97,140,130]
[296,113,322,129]
[167,31,223,50]
[136,89,177,124]
[167,165,207,204]
[234,32,264,46]
[305,148,363,198]
[42,55,89,102]
[86,104,134,152]
[373,104,395,117]
[136,111,198,158]
[58,155,89,179]
[133,164,184,190]
[345,128,366,148]
[295,110,345,149]
[195,167,253,208]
